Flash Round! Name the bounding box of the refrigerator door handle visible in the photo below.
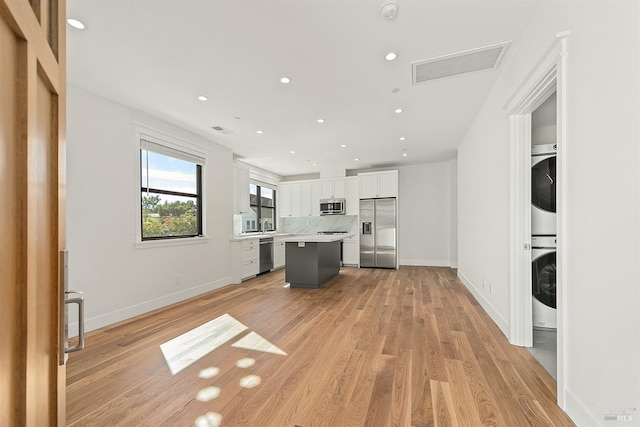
[362,222,372,234]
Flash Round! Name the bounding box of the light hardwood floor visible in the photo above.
[66,267,575,426]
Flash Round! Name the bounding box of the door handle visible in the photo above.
[65,290,85,353]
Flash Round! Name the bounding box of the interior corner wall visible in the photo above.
[457,2,639,425]
[397,162,452,266]
[66,85,235,333]
[449,159,458,268]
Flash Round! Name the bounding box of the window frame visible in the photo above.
[135,125,207,245]
[245,181,277,233]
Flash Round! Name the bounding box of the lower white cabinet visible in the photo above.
[342,236,359,266]
[231,238,259,283]
[274,238,286,269]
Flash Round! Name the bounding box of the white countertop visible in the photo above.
[282,233,355,243]
[230,233,294,242]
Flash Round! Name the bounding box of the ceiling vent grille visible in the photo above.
[211,125,233,135]
[412,41,511,84]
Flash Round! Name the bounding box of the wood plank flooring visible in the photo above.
[66,267,575,426]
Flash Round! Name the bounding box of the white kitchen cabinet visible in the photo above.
[301,181,320,217]
[241,239,259,279]
[278,183,292,217]
[342,236,359,266]
[320,179,346,199]
[279,181,319,218]
[290,183,302,217]
[359,170,398,198]
[346,177,359,215]
[231,238,259,283]
[273,238,286,269]
[233,166,250,214]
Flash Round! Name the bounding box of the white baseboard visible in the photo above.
[70,276,232,335]
[450,261,458,268]
[457,270,509,337]
[400,258,451,267]
[565,388,602,427]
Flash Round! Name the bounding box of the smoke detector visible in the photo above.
[380,2,398,21]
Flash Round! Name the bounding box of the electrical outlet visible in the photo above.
[175,275,181,286]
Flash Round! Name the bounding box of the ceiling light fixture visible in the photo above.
[67,18,86,30]
[385,52,398,61]
[399,137,406,141]
[395,108,403,114]
[280,77,291,84]
[317,118,325,123]
[340,144,347,148]
[290,150,296,154]
[402,152,408,157]
[354,158,360,161]
[380,2,398,21]
[197,95,208,101]
[256,130,264,134]
[392,88,400,93]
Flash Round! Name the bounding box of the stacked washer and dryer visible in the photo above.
[531,143,557,329]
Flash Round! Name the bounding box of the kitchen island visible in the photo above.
[283,234,353,289]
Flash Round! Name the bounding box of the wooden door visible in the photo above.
[0,0,66,425]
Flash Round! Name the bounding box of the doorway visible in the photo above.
[506,32,569,408]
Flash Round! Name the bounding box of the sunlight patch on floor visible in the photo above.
[236,357,255,368]
[198,367,220,379]
[196,386,221,402]
[194,412,222,427]
[239,375,261,389]
[231,331,288,356]
[160,313,248,375]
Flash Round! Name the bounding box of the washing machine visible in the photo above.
[531,143,557,235]
[532,235,557,329]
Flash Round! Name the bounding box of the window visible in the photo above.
[243,183,276,232]
[140,138,204,240]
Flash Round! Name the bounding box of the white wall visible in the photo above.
[449,159,458,268]
[67,85,234,332]
[398,162,452,266]
[457,2,639,425]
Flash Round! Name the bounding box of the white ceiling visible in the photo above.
[67,0,540,177]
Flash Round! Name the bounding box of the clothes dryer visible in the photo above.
[531,143,557,235]
[532,235,557,329]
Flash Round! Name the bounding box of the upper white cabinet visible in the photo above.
[345,177,359,215]
[320,179,346,199]
[359,170,398,198]
[233,166,250,214]
[278,181,319,217]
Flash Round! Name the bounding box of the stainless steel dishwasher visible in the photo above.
[259,237,274,273]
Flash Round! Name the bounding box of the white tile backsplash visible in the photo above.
[280,215,358,235]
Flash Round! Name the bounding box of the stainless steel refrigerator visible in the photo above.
[360,198,397,269]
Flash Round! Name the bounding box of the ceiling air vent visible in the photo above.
[412,41,511,85]
[211,125,233,135]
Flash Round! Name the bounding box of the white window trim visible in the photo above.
[133,123,208,247]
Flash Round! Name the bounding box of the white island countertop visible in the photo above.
[282,234,355,243]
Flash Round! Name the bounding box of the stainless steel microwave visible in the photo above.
[320,198,345,215]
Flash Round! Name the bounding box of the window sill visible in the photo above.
[135,236,209,249]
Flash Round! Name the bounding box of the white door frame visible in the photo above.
[505,31,569,408]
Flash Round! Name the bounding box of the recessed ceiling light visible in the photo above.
[290,150,296,154]
[340,144,347,148]
[234,116,242,120]
[197,95,208,101]
[385,52,398,61]
[402,152,408,157]
[399,137,406,141]
[354,158,360,161]
[67,18,86,30]
[395,108,403,114]
[392,88,400,93]
[280,77,291,84]
[256,130,264,134]
[317,118,325,124]
[312,163,317,166]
